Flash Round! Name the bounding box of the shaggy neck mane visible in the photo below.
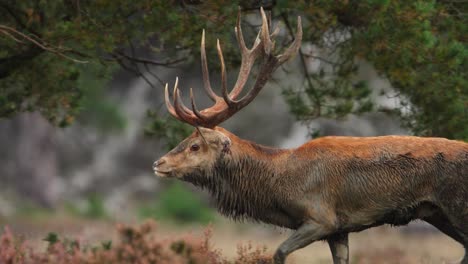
[183,139,288,222]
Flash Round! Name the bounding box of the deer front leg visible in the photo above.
[328,233,349,264]
[273,222,329,264]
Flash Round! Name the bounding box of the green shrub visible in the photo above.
[64,194,108,220]
[83,194,108,219]
[139,182,215,225]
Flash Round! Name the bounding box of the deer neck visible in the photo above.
[183,137,290,222]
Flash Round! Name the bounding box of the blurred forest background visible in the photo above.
[0,0,466,262]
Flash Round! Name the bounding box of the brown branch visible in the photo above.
[143,63,165,86]
[0,25,48,48]
[0,25,88,63]
[112,50,185,67]
[111,41,188,89]
[111,53,140,75]
[128,41,157,90]
[112,49,157,90]
[0,28,24,43]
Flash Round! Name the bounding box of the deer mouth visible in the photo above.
[154,169,172,177]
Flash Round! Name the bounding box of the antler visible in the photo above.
[165,7,302,128]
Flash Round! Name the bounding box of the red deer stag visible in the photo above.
[153,8,468,264]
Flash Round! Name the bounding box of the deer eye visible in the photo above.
[190,144,200,152]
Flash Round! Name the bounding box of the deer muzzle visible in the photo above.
[153,158,171,177]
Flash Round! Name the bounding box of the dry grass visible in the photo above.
[206,222,464,264]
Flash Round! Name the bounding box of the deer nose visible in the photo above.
[153,159,166,170]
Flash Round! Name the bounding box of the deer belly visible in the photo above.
[339,201,436,232]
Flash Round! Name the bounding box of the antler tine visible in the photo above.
[235,7,248,55]
[217,39,235,106]
[270,22,280,39]
[278,16,302,64]
[260,7,272,55]
[201,30,220,102]
[190,88,207,120]
[164,83,183,121]
[174,78,195,115]
[174,91,191,117]
[172,78,199,126]
[269,19,280,52]
[234,15,302,109]
[228,8,265,100]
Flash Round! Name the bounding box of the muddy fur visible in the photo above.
[183,155,302,227]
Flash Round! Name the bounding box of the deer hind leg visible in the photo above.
[424,209,468,263]
[432,178,468,263]
[328,233,349,264]
[452,220,468,263]
[273,221,330,264]
[454,220,468,264]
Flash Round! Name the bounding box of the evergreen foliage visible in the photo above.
[1,0,466,139]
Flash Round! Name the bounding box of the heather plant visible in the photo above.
[234,242,271,264]
[0,220,276,264]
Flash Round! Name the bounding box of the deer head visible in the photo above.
[153,7,302,179]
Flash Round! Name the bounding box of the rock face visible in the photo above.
[0,112,62,208]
